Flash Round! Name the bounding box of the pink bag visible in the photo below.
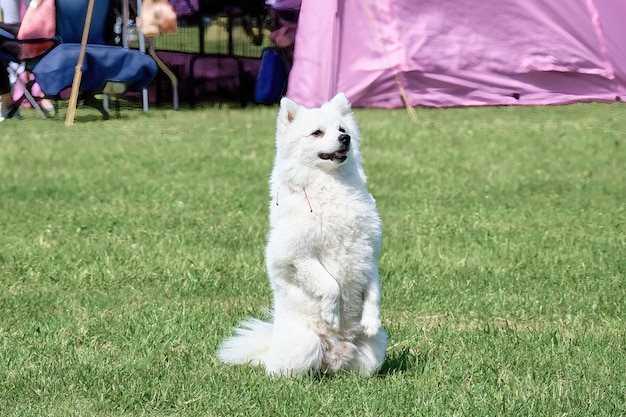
[17,0,56,40]
[16,0,57,60]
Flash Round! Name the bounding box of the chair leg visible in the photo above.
[149,41,179,110]
[6,64,48,119]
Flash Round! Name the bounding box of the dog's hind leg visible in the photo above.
[320,336,357,373]
[349,329,388,376]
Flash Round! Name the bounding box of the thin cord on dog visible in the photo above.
[303,187,313,213]
[275,187,313,213]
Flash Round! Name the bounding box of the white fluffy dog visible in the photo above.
[217,93,387,376]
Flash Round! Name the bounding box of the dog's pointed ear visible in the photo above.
[279,97,300,125]
[329,92,352,116]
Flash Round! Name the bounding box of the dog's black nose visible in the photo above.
[338,134,351,145]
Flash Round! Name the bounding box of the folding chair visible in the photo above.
[28,0,158,120]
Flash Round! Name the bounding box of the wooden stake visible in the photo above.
[65,0,95,126]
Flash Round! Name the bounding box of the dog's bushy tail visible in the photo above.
[217,318,273,366]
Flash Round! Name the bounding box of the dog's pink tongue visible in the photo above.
[336,150,347,158]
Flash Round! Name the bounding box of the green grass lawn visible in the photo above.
[1,101,624,416]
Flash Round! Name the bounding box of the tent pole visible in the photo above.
[359,0,416,121]
[65,0,96,126]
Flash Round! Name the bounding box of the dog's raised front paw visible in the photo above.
[361,317,380,337]
[360,307,380,337]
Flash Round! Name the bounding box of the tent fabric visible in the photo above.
[33,44,158,95]
[287,0,626,108]
[28,0,158,98]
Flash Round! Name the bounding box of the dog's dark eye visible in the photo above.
[311,129,324,138]
[339,127,346,133]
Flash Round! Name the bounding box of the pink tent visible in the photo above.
[286,0,626,108]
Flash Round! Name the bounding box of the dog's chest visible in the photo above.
[272,183,380,253]
[316,194,375,239]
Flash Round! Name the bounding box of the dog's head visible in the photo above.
[275,93,363,176]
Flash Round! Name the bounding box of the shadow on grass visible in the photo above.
[379,346,431,376]
[60,114,108,124]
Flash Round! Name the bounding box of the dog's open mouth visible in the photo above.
[318,149,348,163]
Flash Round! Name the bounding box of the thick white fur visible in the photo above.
[217,93,387,376]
